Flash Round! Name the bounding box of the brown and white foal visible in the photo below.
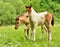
[25,6,54,41]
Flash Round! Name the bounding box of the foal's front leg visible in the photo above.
[24,25,29,39]
[31,26,36,41]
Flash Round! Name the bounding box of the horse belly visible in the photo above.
[38,17,45,26]
[38,21,44,26]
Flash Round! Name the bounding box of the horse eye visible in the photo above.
[17,22,19,24]
[26,16,28,18]
[16,18,19,21]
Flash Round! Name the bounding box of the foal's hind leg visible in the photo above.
[40,25,44,39]
[46,23,52,41]
[48,26,52,41]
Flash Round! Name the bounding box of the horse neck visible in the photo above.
[29,8,38,19]
[31,8,37,15]
[19,16,28,24]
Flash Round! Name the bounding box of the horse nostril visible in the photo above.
[15,27,17,29]
[26,16,28,18]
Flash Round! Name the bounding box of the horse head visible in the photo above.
[15,13,29,29]
[25,6,32,17]
[15,17,19,29]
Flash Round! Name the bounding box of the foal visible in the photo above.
[15,13,30,39]
[25,6,54,41]
[15,13,47,40]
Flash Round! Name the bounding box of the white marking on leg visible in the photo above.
[46,32,48,40]
[31,25,36,41]
[49,32,52,40]
[40,25,44,39]
[34,29,36,41]
[26,12,28,16]
[32,28,36,41]
[48,31,52,41]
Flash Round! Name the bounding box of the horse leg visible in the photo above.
[24,28,27,39]
[48,27,52,41]
[44,25,47,32]
[24,26,29,39]
[44,25,48,40]
[46,24,52,41]
[32,27,36,41]
[40,25,44,39]
[24,24,30,39]
[27,29,29,38]
[26,25,30,39]
[31,25,36,41]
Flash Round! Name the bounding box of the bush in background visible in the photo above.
[0,0,60,26]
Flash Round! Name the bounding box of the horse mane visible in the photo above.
[15,13,25,21]
[19,13,24,17]
[31,8,35,12]
[31,7,38,16]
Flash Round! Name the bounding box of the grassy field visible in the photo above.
[0,24,60,47]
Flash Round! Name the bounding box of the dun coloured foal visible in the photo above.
[26,6,54,41]
[15,13,30,39]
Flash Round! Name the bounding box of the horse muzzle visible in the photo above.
[15,27,17,29]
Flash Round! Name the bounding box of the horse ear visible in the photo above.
[25,5,32,8]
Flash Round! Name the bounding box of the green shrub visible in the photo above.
[0,0,60,25]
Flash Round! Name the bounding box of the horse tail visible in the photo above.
[51,15,54,26]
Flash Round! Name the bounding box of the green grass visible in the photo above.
[0,24,60,47]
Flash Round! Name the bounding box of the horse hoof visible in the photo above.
[32,39,35,41]
[25,36,30,40]
[25,36,28,39]
[47,39,52,41]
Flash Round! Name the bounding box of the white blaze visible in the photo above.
[26,12,28,16]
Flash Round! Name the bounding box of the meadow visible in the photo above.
[0,24,60,47]
[0,0,60,47]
